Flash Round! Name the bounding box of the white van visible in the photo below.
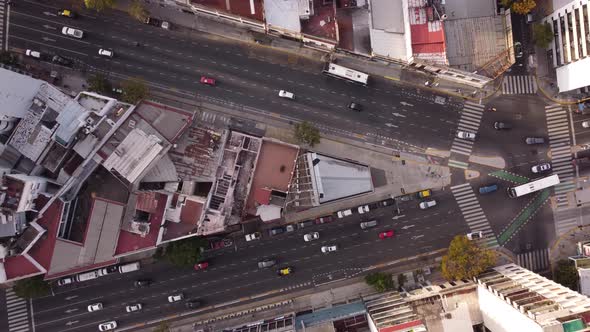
[118,262,140,273]
[76,270,99,282]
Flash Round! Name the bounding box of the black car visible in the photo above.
[134,279,151,287]
[494,122,511,130]
[185,300,201,309]
[269,227,285,236]
[380,198,395,207]
[52,55,73,67]
[297,220,314,228]
[348,102,363,111]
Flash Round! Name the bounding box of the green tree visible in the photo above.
[84,0,116,12]
[365,272,394,292]
[553,259,579,290]
[441,235,497,281]
[153,322,170,332]
[129,0,149,22]
[87,73,112,95]
[13,276,50,299]
[162,237,207,267]
[121,78,149,104]
[533,22,554,49]
[511,0,536,15]
[293,121,320,147]
[0,51,16,65]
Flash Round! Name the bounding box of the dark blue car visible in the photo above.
[479,184,498,194]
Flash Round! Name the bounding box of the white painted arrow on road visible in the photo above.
[400,101,414,107]
[392,215,405,220]
[43,12,58,17]
[385,123,398,128]
[42,37,56,42]
[392,112,406,118]
[401,224,415,230]
[66,321,79,326]
[65,308,78,313]
[65,295,78,300]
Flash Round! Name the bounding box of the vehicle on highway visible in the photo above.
[57,276,74,286]
[514,41,523,58]
[277,267,293,276]
[417,189,431,198]
[508,174,560,198]
[126,303,142,312]
[168,293,184,303]
[200,76,216,86]
[245,232,261,241]
[583,121,590,128]
[525,137,545,145]
[194,262,209,271]
[478,184,498,194]
[456,131,476,140]
[76,270,99,282]
[286,224,296,232]
[298,220,314,228]
[25,50,41,59]
[98,321,117,331]
[494,121,512,130]
[315,215,334,224]
[396,194,412,202]
[278,90,295,99]
[185,299,201,309]
[269,227,285,236]
[357,205,370,214]
[466,231,483,240]
[531,163,552,174]
[119,262,140,273]
[209,238,233,250]
[52,55,73,67]
[57,9,76,18]
[573,157,590,167]
[97,266,118,276]
[379,230,395,239]
[360,220,378,229]
[303,232,319,242]
[161,21,171,29]
[337,209,352,218]
[98,49,114,58]
[321,245,338,253]
[61,26,83,38]
[323,62,369,86]
[134,279,151,287]
[258,259,276,268]
[348,102,363,111]
[419,200,437,210]
[88,302,103,312]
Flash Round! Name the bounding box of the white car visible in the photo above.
[357,205,369,214]
[245,232,261,241]
[57,276,74,286]
[61,26,84,38]
[168,293,184,303]
[25,49,41,59]
[583,121,590,128]
[456,131,476,140]
[303,232,319,242]
[419,200,437,210]
[126,303,143,312]
[321,245,338,253]
[337,209,352,218]
[98,321,117,331]
[87,302,103,312]
[278,90,295,99]
[98,49,114,58]
[161,21,170,29]
[466,231,483,240]
[531,163,551,173]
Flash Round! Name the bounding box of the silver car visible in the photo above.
[303,232,319,242]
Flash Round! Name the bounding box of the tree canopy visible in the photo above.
[129,0,149,22]
[365,272,394,292]
[441,235,496,281]
[553,259,579,291]
[84,0,116,12]
[161,237,208,267]
[121,78,149,104]
[14,276,51,299]
[293,121,321,147]
[533,22,554,49]
[501,0,536,15]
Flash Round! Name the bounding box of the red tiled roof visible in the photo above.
[180,199,203,224]
[410,23,446,54]
[3,255,41,280]
[191,0,264,22]
[301,3,337,41]
[28,198,63,270]
[254,188,272,205]
[378,319,424,332]
[136,192,158,213]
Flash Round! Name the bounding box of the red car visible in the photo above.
[379,230,395,239]
[194,262,209,271]
[315,215,334,224]
[200,76,216,86]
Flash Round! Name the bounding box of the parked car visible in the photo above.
[357,205,370,214]
[315,215,334,224]
[200,76,216,86]
[98,49,114,58]
[126,303,142,312]
[269,227,285,236]
[52,55,73,67]
[285,224,297,232]
[57,276,74,286]
[185,299,201,309]
[360,220,378,229]
[379,230,395,239]
[298,220,314,228]
[88,303,103,312]
[380,198,395,207]
[348,102,363,111]
[245,232,261,241]
[583,121,590,128]
[525,137,545,145]
[466,231,483,240]
[61,26,84,38]
[278,90,294,99]
[168,293,184,303]
[419,200,437,210]
[531,163,552,173]
[258,259,276,268]
[478,184,498,194]
[194,262,209,271]
[456,131,476,140]
[337,209,352,218]
[25,49,41,59]
[514,41,523,58]
[98,321,117,331]
[134,279,151,288]
[57,9,76,18]
[494,122,512,130]
[161,21,171,29]
[417,189,432,199]
[303,232,319,242]
[277,267,293,276]
[321,245,338,253]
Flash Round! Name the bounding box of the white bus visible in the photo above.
[507,174,560,198]
[323,62,369,85]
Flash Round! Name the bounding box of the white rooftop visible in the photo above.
[556,57,590,92]
[0,68,44,121]
[369,0,412,61]
[264,0,302,32]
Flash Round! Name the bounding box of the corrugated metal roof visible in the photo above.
[54,100,89,146]
[103,129,163,183]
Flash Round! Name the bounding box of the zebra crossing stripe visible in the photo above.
[448,159,468,169]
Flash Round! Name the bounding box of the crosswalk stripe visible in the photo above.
[451,184,496,248]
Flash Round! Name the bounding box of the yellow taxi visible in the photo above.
[57,9,76,18]
[417,189,432,198]
[277,267,293,276]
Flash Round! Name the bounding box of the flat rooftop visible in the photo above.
[191,0,264,21]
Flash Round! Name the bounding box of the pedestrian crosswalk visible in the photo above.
[553,208,580,236]
[517,248,550,273]
[199,110,230,126]
[502,75,538,95]
[449,101,485,157]
[545,104,575,209]
[5,288,31,332]
[450,183,498,248]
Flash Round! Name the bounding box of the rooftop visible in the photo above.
[264,0,301,32]
[365,291,421,330]
[162,194,205,241]
[190,0,264,22]
[300,1,337,41]
[134,100,193,144]
[168,124,224,181]
[409,1,447,64]
[295,301,366,329]
[369,0,411,61]
[0,68,44,121]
